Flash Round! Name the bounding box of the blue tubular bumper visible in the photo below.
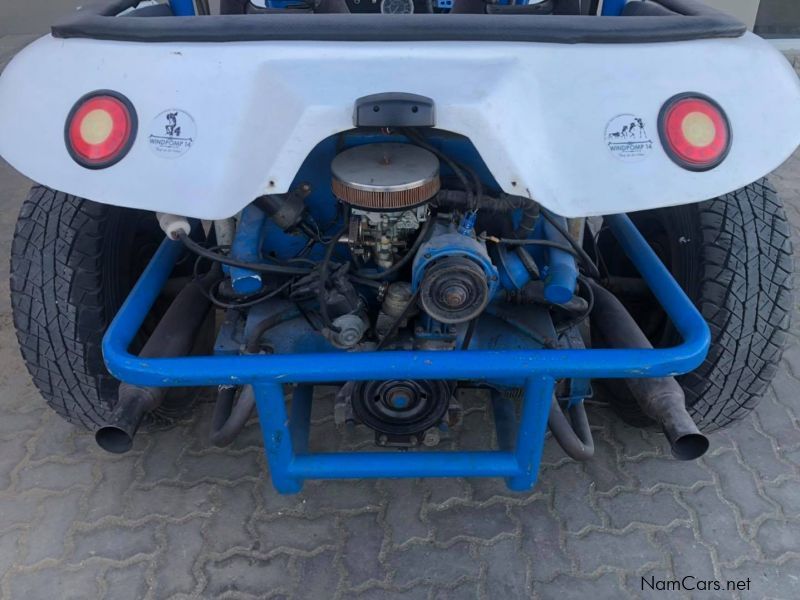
[102,214,710,494]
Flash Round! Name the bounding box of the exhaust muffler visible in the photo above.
[95,269,215,454]
[588,279,709,460]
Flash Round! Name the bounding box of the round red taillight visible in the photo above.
[658,94,731,171]
[65,91,137,169]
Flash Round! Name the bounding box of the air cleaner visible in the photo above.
[331,143,440,211]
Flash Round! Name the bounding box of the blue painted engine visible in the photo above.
[209,129,590,448]
[101,137,712,490]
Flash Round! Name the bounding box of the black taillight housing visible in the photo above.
[658,93,731,171]
[65,90,137,169]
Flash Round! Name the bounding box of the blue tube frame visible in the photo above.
[102,214,710,493]
[541,214,579,304]
[168,0,196,16]
[601,0,627,16]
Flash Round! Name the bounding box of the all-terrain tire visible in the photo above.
[10,186,169,430]
[598,179,793,431]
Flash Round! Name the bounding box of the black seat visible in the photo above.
[221,0,249,13]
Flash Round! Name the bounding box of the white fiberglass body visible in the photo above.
[0,32,799,219]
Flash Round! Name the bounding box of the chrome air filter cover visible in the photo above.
[331,143,440,211]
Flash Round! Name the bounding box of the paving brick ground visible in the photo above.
[0,38,799,600]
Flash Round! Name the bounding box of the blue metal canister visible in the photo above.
[541,215,578,305]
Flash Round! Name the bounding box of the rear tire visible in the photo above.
[10,186,186,430]
[596,179,793,431]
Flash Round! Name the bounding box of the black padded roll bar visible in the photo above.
[52,0,745,44]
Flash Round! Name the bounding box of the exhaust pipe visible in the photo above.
[588,280,709,460]
[96,385,164,454]
[95,269,215,454]
[548,396,595,461]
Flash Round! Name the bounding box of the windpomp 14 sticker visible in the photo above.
[605,114,654,162]
[149,109,196,158]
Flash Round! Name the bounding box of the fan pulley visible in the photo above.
[412,230,499,325]
[418,256,490,324]
[349,379,453,447]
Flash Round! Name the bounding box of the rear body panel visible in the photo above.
[1,31,798,218]
[1,0,799,218]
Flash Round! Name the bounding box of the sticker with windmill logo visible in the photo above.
[148,109,196,158]
[605,114,654,162]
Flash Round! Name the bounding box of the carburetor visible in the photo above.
[348,205,428,268]
[331,142,439,268]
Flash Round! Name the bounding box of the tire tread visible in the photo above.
[10,186,116,429]
[682,179,793,430]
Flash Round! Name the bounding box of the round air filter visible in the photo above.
[331,143,440,211]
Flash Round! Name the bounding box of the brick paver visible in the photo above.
[0,39,798,600]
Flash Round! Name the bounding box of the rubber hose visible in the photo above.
[245,309,297,353]
[211,308,295,447]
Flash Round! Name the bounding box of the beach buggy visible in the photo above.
[1,0,798,494]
